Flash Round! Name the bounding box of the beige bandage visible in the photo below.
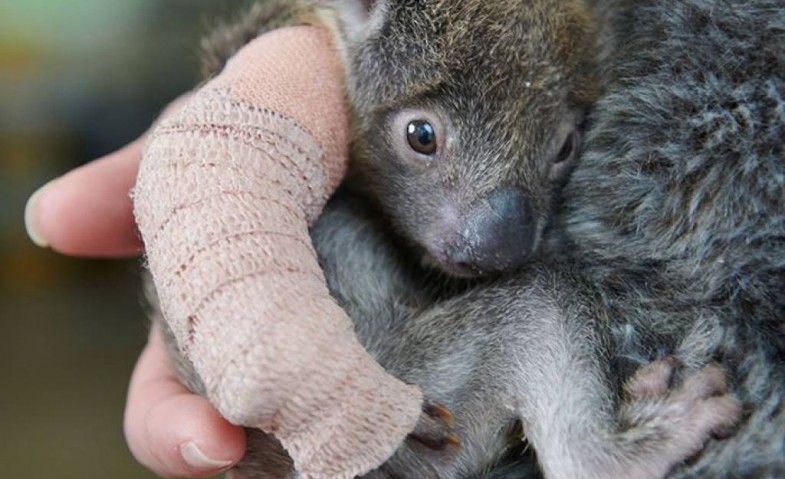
[134,26,423,479]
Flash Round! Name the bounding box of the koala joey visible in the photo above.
[203,0,599,278]
[150,0,762,478]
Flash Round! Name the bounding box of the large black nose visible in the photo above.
[443,189,536,275]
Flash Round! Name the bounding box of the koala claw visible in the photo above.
[409,400,461,450]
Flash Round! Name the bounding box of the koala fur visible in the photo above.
[551,0,785,476]
[202,0,600,277]
[151,0,785,477]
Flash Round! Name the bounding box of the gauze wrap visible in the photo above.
[134,26,423,479]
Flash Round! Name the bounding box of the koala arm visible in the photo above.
[133,26,423,479]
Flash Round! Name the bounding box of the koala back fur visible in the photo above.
[552,0,785,476]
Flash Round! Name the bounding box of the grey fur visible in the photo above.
[147,0,785,477]
[234,189,739,479]
[205,0,600,277]
[341,0,600,276]
[550,0,785,477]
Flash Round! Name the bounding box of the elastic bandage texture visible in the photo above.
[134,26,423,479]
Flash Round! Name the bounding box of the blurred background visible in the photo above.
[1,1,241,477]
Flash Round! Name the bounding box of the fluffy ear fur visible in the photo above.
[325,0,388,49]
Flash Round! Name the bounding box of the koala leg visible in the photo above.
[361,267,739,479]
[312,189,540,478]
[154,190,740,479]
[150,187,467,479]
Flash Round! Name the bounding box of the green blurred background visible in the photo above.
[1,1,240,477]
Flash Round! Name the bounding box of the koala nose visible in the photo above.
[444,188,536,275]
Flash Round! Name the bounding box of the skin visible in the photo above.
[25,139,144,258]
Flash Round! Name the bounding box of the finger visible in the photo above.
[125,325,246,478]
[24,93,193,258]
[25,138,145,257]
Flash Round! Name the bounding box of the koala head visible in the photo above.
[329,0,600,277]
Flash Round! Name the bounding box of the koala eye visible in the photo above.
[554,131,577,164]
[406,120,437,155]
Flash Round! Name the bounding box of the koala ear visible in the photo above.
[330,0,388,43]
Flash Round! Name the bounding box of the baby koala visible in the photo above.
[205,0,598,278]
[341,0,597,277]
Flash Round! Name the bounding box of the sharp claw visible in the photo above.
[410,431,462,451]
[425,402,456,428]
[408,401,461,451]
[444,433,461,448]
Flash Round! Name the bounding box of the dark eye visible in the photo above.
[555,131,576,164]
[407,120,437,155]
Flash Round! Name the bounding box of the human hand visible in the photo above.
[24,118,247,477]
[24,137,146,257]
[127,323,246,477]
[23,93,190,256]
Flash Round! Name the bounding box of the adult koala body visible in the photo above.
[550,0,785,477]
[149,0,785,477]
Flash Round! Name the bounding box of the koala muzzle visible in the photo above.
[441,188,536,276]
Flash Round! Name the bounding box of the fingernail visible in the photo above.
[180,441,234,470]
[24,180,55,248]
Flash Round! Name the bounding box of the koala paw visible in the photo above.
[359,400,461,479]
[613,357,741,479]
[408,400,461,450]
